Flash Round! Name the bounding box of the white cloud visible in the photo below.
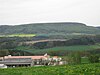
[0,0,100,26]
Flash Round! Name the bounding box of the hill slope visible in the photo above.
[0,22,100,35]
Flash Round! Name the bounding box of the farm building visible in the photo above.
[0,54,62,68]
[0,64,7,68]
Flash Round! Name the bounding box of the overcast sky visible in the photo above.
[0,0,100,26]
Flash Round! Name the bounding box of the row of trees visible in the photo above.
[0,50,34,57]
[65,52,100,64]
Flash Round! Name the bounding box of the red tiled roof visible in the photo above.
[53,56,58,58]
[4,56,47,60]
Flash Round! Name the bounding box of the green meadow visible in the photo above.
[15,44,100,54]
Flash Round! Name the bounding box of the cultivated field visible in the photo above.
[0,34,36,37]
[0,63,100,75]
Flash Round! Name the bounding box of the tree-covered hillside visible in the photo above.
[0,22,100,35]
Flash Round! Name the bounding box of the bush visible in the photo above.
[88,54,99,63]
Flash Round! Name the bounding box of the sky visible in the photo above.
[0,0,100,26]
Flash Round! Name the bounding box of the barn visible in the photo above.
[0,54,62,67]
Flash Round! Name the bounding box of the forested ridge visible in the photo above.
[0,22,100,35]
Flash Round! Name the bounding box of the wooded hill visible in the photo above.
[0,22,100,35]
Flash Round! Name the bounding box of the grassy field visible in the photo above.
[15,44,100,54]
[81,57,90,64]
[0,63,100,75]
[0,34,36,37]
